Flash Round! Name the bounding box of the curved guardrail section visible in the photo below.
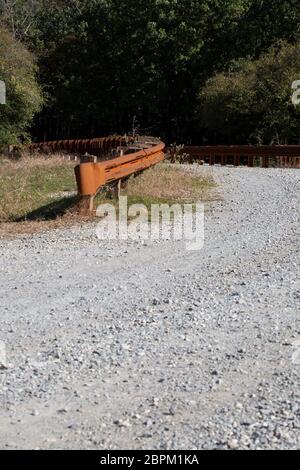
[27,136,130,157]
[75,140,165,211]
[27,135,165,212]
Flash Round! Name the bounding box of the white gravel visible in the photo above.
[0,166,299,450]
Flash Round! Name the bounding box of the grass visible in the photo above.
[0,156,77,223]
[127,164,216,203]
[95,164,217,210]
[0,157,217,236]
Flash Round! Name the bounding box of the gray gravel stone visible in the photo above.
[0,166,299,450]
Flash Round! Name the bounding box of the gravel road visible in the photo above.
[0,166,299,450]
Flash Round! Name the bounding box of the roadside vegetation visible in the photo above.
[1,1,300,145]
[0,156,76,223]
[200,41,300,144]
[0,157,217,235]
[0,28,43,149]
[123,164,217,208]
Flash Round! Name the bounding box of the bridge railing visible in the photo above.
[169,145,300,168]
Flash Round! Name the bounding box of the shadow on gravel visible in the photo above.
[13,195,80,222]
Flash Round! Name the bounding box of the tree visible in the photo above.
[199,42,300,144]
[28,0,252,141]
[0,0,41,40]
[2,1,299,143]
[0,27,43,147]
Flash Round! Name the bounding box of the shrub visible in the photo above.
[0,28,43,148]
[200,42,300,144]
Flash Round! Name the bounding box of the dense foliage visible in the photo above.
[0,0,300,144]
[0,27,42,147]
[200,42,300,144]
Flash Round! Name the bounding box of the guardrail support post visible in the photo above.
[248,156,254,167]
[262,156,269,168]
[77,195,95,213]
[234,155,240,166]
[209,155,215,165]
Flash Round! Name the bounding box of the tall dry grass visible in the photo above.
[0,155,76,222]
[126,164,217,203]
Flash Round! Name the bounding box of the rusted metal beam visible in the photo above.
[27,136,131,158]
[181,145,300,157]
[74,140,165,211]
[175,146,300,168]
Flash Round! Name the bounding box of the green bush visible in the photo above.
[0,28,43,148]
[200,42,300,144]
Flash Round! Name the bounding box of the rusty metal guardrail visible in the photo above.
[27,136,130,158]
[75,139,165,211]
[170,145,300,168]
[26,139,299,212]
[27,135,165,211]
